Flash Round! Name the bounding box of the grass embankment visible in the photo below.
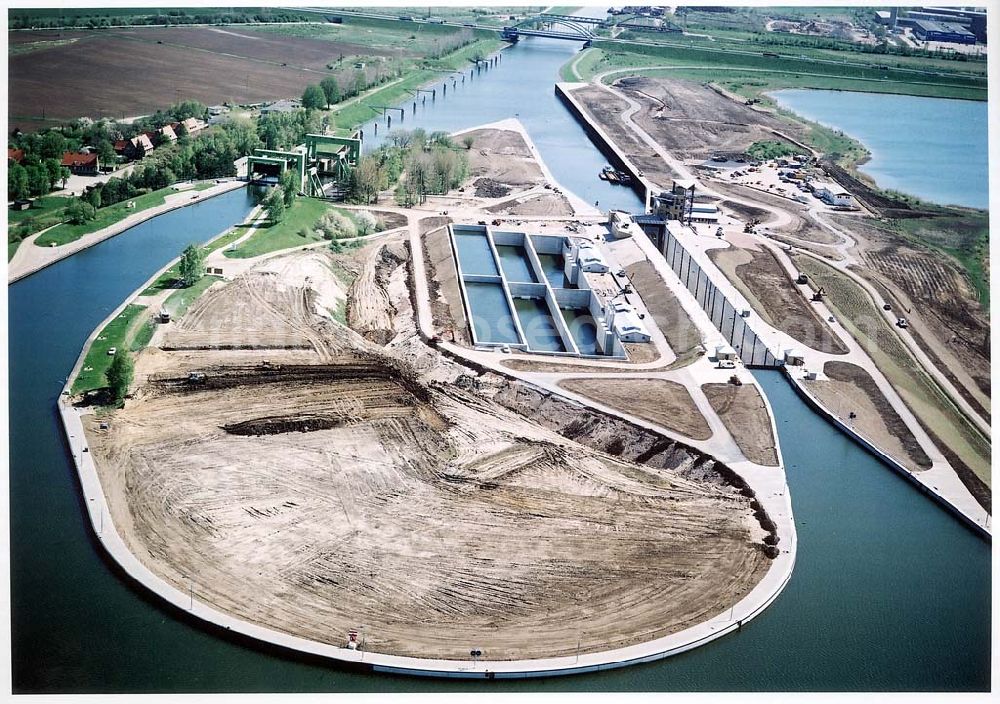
[72,304,149,394]
[163,275,223,318]
[224,198,358,259]
[575,41,987,101]
[329,37,505,131]
[794,254,990,486]
[34,183,213,248]
[7,195,73,260]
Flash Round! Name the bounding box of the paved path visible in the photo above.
[574,77,989,533]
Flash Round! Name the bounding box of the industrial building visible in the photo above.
[810,181,854,207]
[247,132,361,196]
[447,224,651,358]
[910,18,977,44]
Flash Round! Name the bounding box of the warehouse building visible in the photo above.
[910,19,977,44]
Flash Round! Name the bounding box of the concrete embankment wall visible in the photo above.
[555,82,650,207]
[787,371,990,540]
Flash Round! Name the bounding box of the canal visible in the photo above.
[8,35,989,693]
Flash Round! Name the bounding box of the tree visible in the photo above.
[65,199,96,224]
[462,135,474,150]
[106,348,134,403]
[96,139,117,169]
[301,84,326,111]
[349,156,384,204]
[8,163,29,201]
[85,187,102,209]
[320,76,341,108]
[280,168,298,206]
[178,243,205,287]
[354,210,378,236]
[59,166,71,189]
[263,188,286,223]
[39,131,68,160]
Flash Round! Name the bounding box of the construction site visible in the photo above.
[74,122,793,672]
[559,73,990,533]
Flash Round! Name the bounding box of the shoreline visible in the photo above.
[765,88,989,211]
[57,119,798,679]
[8,180,246,284]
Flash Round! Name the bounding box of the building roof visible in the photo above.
[133,134,154,151]
[612,305,649,338]
[8,148,24,163]
[261,99,302,114]
[60,151,99,167]
[576,242,608,268]
[181,117,206,133]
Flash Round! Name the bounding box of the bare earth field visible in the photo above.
[806,362,932,473]
[464,128,545,192]
[708,244,847,355]
[559,378,712,441]
[625,260,703,364]
[486,192,574,217]
[702,383,779,467]
[572,85,679,188]
[9,27,378,125]
[421,219,470,345]
[83,249,772,661]
[618,77,808,162]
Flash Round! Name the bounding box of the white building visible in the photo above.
[609,210,635,239]
[610,302,650,343]
[574,242,610,273]
[811,181,854,207]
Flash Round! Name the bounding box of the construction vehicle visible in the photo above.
[796,273,808,284]
[811,287,826,302]
[896,317,909,329]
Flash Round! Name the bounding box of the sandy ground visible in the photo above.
[617,77,808,162]
[486,192,574,217]
[463,128,544,192]
[84,248,771,662]
[625,260,702,362]
[559,378,712,442]
[421,220,470,346]
[805,362,932,473]
[573,85,679,189]
[702,384,779,467]
[708,244,847,355]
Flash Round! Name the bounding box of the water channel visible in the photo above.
[8,34,989,693]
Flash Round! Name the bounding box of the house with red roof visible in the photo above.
[8,148,25,164]
[60,151,100,175]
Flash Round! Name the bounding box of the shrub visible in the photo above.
[315,210,356,240]
[354,210,378,236]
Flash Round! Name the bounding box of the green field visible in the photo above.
[327,37,503,130]
[575,40,987,102]
[36,189,172,247]
[224,198,356,259]
[72,304,150,394]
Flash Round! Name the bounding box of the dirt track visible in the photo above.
[85,249,771,661]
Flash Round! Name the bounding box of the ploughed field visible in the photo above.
[83,249,773,661]
[9,26,402,126]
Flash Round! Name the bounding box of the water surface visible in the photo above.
[770,89,988,209]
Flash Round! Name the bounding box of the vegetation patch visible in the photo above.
[72,304,149,394]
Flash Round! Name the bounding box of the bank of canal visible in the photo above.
[9,36,989,693]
